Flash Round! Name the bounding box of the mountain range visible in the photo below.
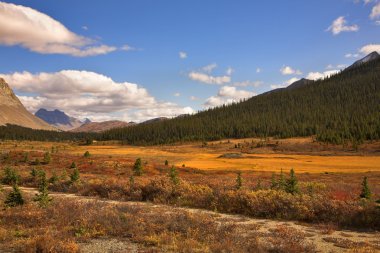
[35,108,89,131]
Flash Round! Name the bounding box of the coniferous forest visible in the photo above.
[101,58,380,145]
[1,58,379,145]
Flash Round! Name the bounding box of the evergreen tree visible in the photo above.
[70,168,80,184]
[270,173,278,190]
[33,170,52,208]
[169,166,179,185]
[43,152,51,164]
[61,169,68,181]
[165,160,169,166]
[236,171,243,190]
[70,161,77,169]
[49,170,59,185]
[129,175,135,188]
[286,168,299,194]
[30,167,37,179]
[2,167,20,185]
[4,184,24,207]
[133,158,143,176]
[360,177,371,200]
[84,151,91,158]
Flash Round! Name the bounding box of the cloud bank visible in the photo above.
[1,70,193,122]
[0,2,116,56]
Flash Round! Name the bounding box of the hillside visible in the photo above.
[35,108,86,131]
[71,120,134,133]
[0,78,56,131]
[102,55,380,145]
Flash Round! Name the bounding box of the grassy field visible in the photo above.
[1,138,380,252]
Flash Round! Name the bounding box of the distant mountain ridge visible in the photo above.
[70,120,134,133]
[347,51,380,70]
[0,78,56,131]
[35,108,88,131]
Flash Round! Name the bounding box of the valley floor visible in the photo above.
[1,186,379,253]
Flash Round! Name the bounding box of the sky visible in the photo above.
[0,0,379,122]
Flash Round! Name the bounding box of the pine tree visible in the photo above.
[270,173,278,190]
[169,166,179,185]
[236,171,243,190]
[43,152,51,164]
[165,160,169,166]
[133,158,143,176]
[70,168,80,184]
[2,167,20,185]
[30,167,37,178]
[84,151,91,158]
[70,161,77,169]
[360,177,371,199]
[49,170,59,185]
[4,184,24,207]
[286,168,299,194]
[33,170,52,208]
[129,175,135,188]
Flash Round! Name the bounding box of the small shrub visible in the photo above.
[43,152,51,164]
[70,162,77,169]
[70,168,80,184]
[133,158,143,176]
[286,168,299,194]
[236,172,243,190]
[169,166,179,185]
[34,170,52,208]
[1,167,20,185]
[360,177,371,200]
[4,184,24,207]
[84,151,91,158]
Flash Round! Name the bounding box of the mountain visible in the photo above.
[0,78,56,131]
[142,117,168,124]
[71,120,134,133]
[347,51,380,70]
[102,54,380,145]
[286,78,313,90]
[35,108,88,131]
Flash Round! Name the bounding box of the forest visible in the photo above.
[1,58,379,145]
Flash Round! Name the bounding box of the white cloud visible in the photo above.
[188,71,231,85]
[1,70,193,122]
[345,53,360,58]
[0,2,116,56]
[190,96,198,101]
[232,80,262,87]
[82,26,88,30]
[202,63,217,73]
[256,68,262,73]
[370,2,380,19]
[306,70,339,80]
[226,67,234,76]
[121,44,137,51]
[179,51,187,59]
[280,66,302,75]
[326,64,346,69]
[359,44,380,54]
[326,16,359,35]
[174,92,180,97]
[204,86,255,108]
[376,20,380,25]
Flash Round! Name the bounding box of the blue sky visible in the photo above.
[0,0,379,122]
